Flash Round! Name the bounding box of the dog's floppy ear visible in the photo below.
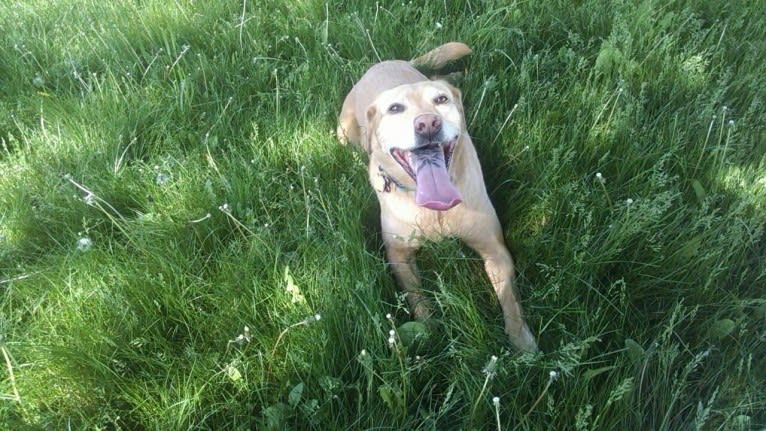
[362,105,379,154]
[366,105,377,122]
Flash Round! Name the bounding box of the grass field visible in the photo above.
[1,0,764,429]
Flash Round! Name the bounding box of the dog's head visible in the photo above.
[366,80,464,211]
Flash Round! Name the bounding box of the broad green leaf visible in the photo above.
[707,319,736,340]
[288,382,304,408]
[625,338,645,364]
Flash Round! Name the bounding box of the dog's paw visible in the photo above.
[508,323,539,353]
[410,300,432,321]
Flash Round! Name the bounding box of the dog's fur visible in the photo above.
[337,42,538,352]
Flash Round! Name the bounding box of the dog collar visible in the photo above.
[378,165,413,193]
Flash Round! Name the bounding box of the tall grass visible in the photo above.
[1,0,764,429]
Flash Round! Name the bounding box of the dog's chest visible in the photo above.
[377,189,469,239]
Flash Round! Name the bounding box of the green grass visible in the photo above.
[1,0,764,429]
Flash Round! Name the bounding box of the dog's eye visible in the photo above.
[434,94,449,105]
[387,103,405,114]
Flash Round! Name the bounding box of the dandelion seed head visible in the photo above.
[549,370,559,380]
[483,355,499,376]
[155,173,170,185]
[76,237,93,252]
[435,22,443,29]
[626,198,634,205]
[32,73,45,88]
[492,396,500,407]
[314,313,321,321]
[302,314,319,324]
[386,313,392,320]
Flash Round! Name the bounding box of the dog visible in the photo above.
[337,42,538,352]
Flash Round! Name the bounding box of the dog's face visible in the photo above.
[366,81,465,210]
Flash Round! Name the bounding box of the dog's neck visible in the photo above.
[377,164,414,193]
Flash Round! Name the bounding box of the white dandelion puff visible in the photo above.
[483,355,499,376]
[32,73,45,88]
[76,237,93,252]
[155,172,170,185]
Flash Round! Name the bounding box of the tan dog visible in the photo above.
[338,42,538,352]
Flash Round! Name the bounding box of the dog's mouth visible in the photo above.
[390,141,462,211]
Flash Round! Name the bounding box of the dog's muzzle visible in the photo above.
[390,140,462,211]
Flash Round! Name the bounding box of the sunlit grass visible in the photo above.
[1,0,764,429]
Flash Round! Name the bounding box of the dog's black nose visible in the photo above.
[414,114,442,137]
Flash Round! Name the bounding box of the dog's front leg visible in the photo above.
[483,246,538,352]
[383,235,431,320]
[465,226,538,352]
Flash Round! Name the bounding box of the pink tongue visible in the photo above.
[413,151,462,211]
